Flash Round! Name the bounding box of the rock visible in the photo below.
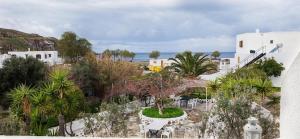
[0,28,57,53]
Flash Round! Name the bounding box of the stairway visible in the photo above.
[244,52,266,67]
[232,45,267,70]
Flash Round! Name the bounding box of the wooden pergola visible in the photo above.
[174,79,208,94]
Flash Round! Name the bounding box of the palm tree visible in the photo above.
[169,51,217,78]
[44,68,85,136]
[253,78,273,105]
[207,79,221,96]
[30,88,50,135]
[9,84,36,134]
[266,95,280,116]
[102,49,112,58]
[64,87,85,136]
[48,68,74,136]
[220,77,238,98]
[111,49,121,61]
[129,52,136,62]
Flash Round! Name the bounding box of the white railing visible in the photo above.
[231,45,267,71]
[269,43,283,53]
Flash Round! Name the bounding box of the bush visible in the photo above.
[0,56,47,109]
[185,88,212,99]
[205,95,279,139]
[85,97,101,113]
[0,115,25,135]
[253,58,284,77]
[142,107,184,118]
[46,116,59,128]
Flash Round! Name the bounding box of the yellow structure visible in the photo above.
[148,58,173,72]
[148,65,162,72]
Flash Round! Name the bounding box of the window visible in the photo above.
[25,54,28,58]
[239,40,243,48]
[45,54,47,59]
[270,40,274,44]
[48,54,52,58]
[36,54,41,59]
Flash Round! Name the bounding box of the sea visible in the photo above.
[133,52,235,62]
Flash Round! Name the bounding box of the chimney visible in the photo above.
[255,29,260,33]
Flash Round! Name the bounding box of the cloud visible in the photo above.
[0,0,300,52]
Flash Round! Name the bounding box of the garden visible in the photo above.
[0,31,284,138]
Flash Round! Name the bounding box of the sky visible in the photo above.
[0,0,300,53]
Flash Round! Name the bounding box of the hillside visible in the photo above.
[0,28,57,53]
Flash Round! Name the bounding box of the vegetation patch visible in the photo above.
[142,107,184,118]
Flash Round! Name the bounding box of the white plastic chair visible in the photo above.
[188,99,196,109]
[139,124,147,138]
[193,99,198,107]
[176,100,181,107]
[165,126,175,137]
[161,130,171,138]
[150,97,155,106]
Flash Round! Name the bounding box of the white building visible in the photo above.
[149,58,173,67]
[148,58,174,71]
[0,49,62,68]
[219,57,236,72]
[202,31,300,85]
[201,30,300,138]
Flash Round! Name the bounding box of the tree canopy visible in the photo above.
[125,70,179,115]
[70,53,103,97]
[0,57,47,109]
[102,49,135,62]
[211,51,221,59]
[253,57,285,77]
[57,32,92,63]
[169,51,217,78]
[149,50,160,59]
[8,68,85,136]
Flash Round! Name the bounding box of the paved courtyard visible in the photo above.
[127,101,214,138]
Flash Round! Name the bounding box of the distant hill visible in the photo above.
[0,28,57,53]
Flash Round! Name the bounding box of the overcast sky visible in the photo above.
[0,0,300,52]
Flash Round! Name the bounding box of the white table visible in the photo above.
[145,120,169,130]
[145,120,169,137]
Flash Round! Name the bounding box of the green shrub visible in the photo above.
[253,57,284,77]
[46,116,59,128]
[272,87,281,92]
[186,88,212,99]
[0,115,25,135]
[142,107,184,118]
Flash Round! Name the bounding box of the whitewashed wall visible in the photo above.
[7,51,61,65]
[0,51,62,68]
[149,58,173,67]
[236,32,300,87]
[0,54,11,68]
[280,52,300,139]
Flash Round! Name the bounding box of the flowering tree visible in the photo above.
[98,57,142,99]
[125,70,179,115]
